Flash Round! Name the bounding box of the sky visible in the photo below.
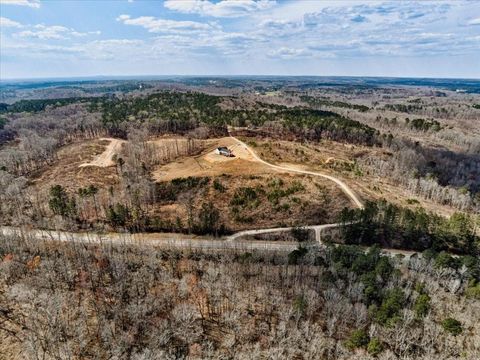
[0,0,479,79]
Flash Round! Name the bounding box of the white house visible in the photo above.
[215,146,233,157]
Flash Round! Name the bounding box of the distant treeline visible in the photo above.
[0,96,102,114]
[0,91,378,145]
[384,103,450,116]
[384,103,425,113]
[54,82,152,94]
[92,91,377,145]
[406,117,443,132]
[300,95,370,112]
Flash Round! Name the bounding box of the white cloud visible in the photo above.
[16,24,100,40]
[164,0,276,18]
[79,39,145,60]
[468,17,480,26]
[1,37,145,62]
[1,0,479,78]
[0,0,40,8]
[0,16,23,28]
[116,14,216,32]
[267,47,310,59]
[1,41,84,56]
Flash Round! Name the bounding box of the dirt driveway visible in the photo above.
[79,138,125,168]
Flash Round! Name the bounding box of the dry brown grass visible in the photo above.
[150,173,351,231]
[79,138,125,168]
[249,137,459,217]
[24,133,459,232]
[29,139,120,193]
[152,137,272,182]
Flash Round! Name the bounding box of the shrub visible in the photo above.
[288,247,308,265]
[415,282,426,294]
[441,318,463,335]
[373,288,405,326]
[230,187,258,207]
[234,214,254,223]
[462,256,480,281]
[435,252,461,270]
[213,178,225,192]
[367,337,383,356]
[237,252,253,263]
[422,249,438,261]
[268,178,284,188]
[414,294,431,317]
[465,284,480,299]
[345,329,369,350]
[291,227,310,242]
[267,180,304,205]
[293,295,307,315]
[287,181,305,193]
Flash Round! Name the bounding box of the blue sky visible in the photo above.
[1,0,479,79]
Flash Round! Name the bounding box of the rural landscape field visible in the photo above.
[1,1,480,359]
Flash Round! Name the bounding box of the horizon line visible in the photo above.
[2,74,480,82]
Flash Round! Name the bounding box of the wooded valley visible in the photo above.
[1,77,479,359]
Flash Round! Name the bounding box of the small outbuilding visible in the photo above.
[215,146,234,157]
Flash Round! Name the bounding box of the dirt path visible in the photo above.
[225,223,417,258]
[1,225,419,259]
[0,226,298,252]
[228,132,364,209]
[79,138,125,168]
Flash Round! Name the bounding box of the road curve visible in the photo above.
[0,225,418,259]
[227,223,342,243]
[225,223,417,259]
[228,132,364,209]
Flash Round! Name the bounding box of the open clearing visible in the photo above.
[30,139,120,192]
[25,135,355,230]
[79,138,125,168]
[153,137,272,182]
[245,136,459,216]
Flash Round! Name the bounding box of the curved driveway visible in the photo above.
[226,131,363,243]
[226,134,419,258]
[228,133,364,209]
[0,134,421,259]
